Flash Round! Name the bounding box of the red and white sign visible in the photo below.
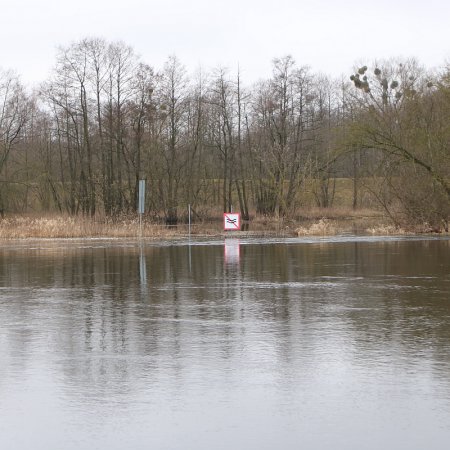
[223,213,241,231]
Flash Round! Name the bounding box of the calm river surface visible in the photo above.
[1,236,450,449]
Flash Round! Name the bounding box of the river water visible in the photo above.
[0,236,450,449]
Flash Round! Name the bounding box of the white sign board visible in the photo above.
[223,213,241,231]
[138,180,145,214]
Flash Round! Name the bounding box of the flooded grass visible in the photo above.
[0,210,444,239]
[0,215,172,239]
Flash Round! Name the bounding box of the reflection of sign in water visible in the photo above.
[224,239,240,264]
[139,248,147,288]
[223,213,241,231]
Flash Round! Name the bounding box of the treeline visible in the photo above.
[0,38,449,229]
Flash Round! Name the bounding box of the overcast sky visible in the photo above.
[1,0,449,87]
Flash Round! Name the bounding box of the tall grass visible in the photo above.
[0,215,190,239]
[295,219,337,236]
[0,209,431,239]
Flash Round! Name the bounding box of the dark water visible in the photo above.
[1,236,450,450]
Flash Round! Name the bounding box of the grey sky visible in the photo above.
[1,0,449,86]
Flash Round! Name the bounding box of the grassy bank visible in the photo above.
[0,208,432,239]
[0,215,182,239]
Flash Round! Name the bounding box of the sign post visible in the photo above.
[188,204,191,239]
[138,180,145,237]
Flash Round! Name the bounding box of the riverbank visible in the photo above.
[0,209,445,239]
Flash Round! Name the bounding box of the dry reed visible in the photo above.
[366,224,409,235]
[295,218,337,236]
[0,211,435,239]
[0,215,190,239]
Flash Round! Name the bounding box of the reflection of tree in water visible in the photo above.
[1,239,450,405]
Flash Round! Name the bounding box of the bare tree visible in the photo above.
[250,56,317,216]
[348,59,450,228]
[0,69,29,212]
[158,55,188,224]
